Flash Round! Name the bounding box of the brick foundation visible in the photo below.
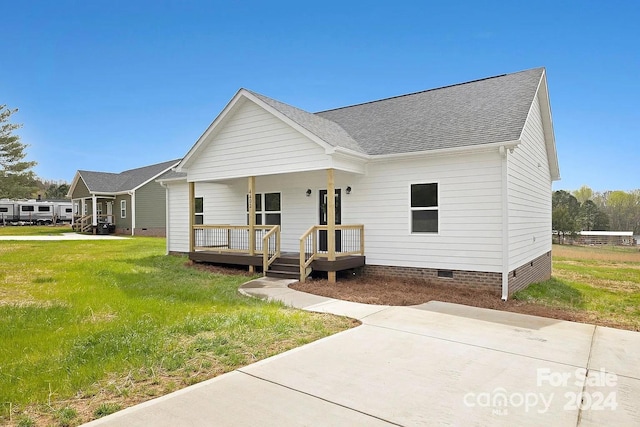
[363,251,552,297]
[114,227,166,237]
[133,227,166,237]
[362,264,502,295]
[508,251,552,294]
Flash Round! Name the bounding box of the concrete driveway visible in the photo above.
[84,278,640,426]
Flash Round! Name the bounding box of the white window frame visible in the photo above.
[96,202,103,216]
[194,197,204,225]
[120,200,126,219]
[247,192,281,226]
[409,182,439,234]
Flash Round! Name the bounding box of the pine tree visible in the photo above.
[0,105,38,198]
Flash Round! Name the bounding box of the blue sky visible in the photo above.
[1,1,638,192]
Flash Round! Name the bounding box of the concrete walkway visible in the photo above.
[85,278,640,426]
[0,232,128,240]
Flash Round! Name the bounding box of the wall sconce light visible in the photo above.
[306,189,312,197]
[346,186,352,194]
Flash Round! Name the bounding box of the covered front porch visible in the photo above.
[70,195,117,234]
[187,169,365,282]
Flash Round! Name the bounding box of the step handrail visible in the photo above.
[299,225,318,283]
[262,225,281,275]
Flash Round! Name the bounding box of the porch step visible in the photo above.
[269,262,298,273]
[265,258,304,280]
[265,270,300,280]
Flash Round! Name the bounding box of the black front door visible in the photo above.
[319,189,341,252]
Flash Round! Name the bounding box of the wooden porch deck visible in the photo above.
[189,251,365,276]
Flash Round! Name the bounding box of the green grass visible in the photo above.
[513,244,640,329]
[0,225,72,236]
[0,238,354,425]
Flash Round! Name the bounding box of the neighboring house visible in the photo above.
[160,67,560,299]
[67,159,180,236]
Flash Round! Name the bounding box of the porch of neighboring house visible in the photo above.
[70,196,116,234]
[187,171,365,283]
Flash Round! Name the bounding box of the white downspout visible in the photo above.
[160,182,170,255]
[130,191,136,236]
[500,146,510,301]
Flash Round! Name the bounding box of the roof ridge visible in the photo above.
[315,68,542,114]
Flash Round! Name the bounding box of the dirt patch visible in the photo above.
[290,275,639,331]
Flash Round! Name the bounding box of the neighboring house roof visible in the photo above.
[69,159,181,196]
[179,67,558,178]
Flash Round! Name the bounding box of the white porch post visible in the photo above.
[92,194,97,227]
[71,199,76,226]
[327,168,336,283]
[248,176,256,273]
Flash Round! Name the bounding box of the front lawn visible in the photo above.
[0,238,355,426]
[513,244,640,328]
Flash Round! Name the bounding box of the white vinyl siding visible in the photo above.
[343,152,503,272]
[187,100,333,181]
[167,155,504,273]
[507,91,553,269]
[166,182,189,253]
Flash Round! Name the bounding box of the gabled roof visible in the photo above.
[70,159,180,196]
[247,90,365,153]
[179,68,558,178]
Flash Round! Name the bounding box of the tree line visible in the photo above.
[1,105,69,200]
[553,186,640,238]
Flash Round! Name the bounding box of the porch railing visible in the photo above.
[192,225,278,254]
[73,214,115,233]
[262,225,281,274]
[72,215,93,233]
[299,224,364,282]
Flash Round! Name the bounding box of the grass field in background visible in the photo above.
[514,244,640,329]
[0,225,72,236]
[0,237,355,426]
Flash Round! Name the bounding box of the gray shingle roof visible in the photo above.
[79,159,180,193]
[250,68,544,155]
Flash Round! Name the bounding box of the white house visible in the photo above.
[160,67,560,299]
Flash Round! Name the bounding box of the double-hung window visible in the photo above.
[247,193,281,226]
[120,200,126,219]
[410,183,438,233]
[194,197,204,225]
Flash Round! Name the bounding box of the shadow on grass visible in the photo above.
[513,277,584,308]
